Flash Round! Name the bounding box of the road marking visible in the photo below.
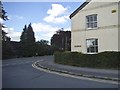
[2,60,43,67]
[32,61,118,85]
[2,61,33,67]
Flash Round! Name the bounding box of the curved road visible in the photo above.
[2,56,118,88]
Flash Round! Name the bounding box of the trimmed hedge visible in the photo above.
[54,51,120,69]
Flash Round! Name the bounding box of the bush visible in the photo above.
[54,51,120,69]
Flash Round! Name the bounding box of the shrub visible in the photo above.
[54,51,120,69]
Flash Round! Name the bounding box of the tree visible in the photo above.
[38,39,49,45]
[27,23,35,43]
[0,1,8,21]
[20,25,27,42]
[20,24,35,43]
[0,1,15,59]
[35,40,52,56]
[20,23,36,57]
[2,30,10,41]
[0,1,9,41]
[0,1,9,34]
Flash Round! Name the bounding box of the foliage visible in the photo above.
[2,22,54,59]
[2,41,14,59]
[54,51,120,69]
[19,24,36,57]
[0,1,8,21]
[35,40,52,56]
[2,30,10,41]
[1,2,71,59]
[20,24,35,43]
[0,1,14,59]
[19,24,53,57]
[37,39,49,45]
[0,1,9,41]
[1,1,66,59]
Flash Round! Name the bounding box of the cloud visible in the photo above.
[2,23,59,42]
[32,22,59,41]
[32,23,59,33]
[0,18,4,23]
[64,27,71,31]
[32,23,71,43]
[3,28,21,41]
[47,4,67,17]
[2,23,71,43]
[32,22,71,43]
[44,4,69,23]
[44,15,69,23]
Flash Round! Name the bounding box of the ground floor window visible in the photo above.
[86,38,98,53]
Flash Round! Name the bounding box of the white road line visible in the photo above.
[2,60,43,67]
[32,62,118,85]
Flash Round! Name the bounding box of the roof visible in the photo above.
[69,0,91,19]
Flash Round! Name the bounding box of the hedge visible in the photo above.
[54,51,120,69]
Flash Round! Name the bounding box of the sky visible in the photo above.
[1,1,85,43]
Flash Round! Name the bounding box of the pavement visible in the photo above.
[34,56,119,82]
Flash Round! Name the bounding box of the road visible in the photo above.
[2,56,118,88]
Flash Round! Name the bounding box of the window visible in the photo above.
[86,39,98,53]
[86,14,97,29]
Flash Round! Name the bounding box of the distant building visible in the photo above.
[51,30,71,51]
[70,0,120,54]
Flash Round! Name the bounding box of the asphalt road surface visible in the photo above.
[2,56,118,88]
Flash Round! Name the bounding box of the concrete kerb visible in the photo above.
[32,61,119,83]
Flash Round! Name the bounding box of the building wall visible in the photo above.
[71,2,119,53]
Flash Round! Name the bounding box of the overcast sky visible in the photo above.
[2,1,85,43]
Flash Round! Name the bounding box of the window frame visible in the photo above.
[86,38,98,54]
[86,14,98,30]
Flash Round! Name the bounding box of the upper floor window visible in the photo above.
[86,14,97,29]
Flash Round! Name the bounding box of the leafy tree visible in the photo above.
[38,39,49,45]
[35,40,52,56]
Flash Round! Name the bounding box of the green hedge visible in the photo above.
[54,51,120,69]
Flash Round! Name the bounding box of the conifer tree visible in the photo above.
[20,24,35,43]
[1,1,14,59]
[20,23,36,57]
[27,23,35,43]
[20,25,27,42]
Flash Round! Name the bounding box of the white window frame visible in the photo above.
[86,14,97,30]
[86,38,98,54]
